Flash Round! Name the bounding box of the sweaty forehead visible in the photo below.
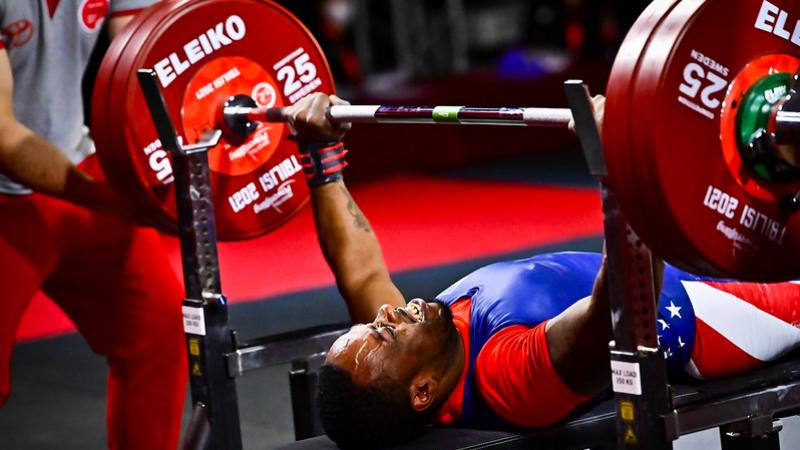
[328,326,369,357]
[327,326,376,367]
[327,325,402,385]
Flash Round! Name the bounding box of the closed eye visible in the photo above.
[368,325,384,340]
[395,308,415,323]
[375,322,396,339]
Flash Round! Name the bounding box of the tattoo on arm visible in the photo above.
[340,185,372,232]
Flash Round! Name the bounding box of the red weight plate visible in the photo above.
[94,0,181,231]
[108,1,194,232]
[102,0,235,233]
[620,2,718,276]
[624,0,800,280]
[604,0,683,250]
[96,0,334,240]
[626,1,755,277]
[625,1,760,277]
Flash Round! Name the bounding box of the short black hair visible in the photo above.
[317,364,431,448]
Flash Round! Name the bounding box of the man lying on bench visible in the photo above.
[287,93,800,448]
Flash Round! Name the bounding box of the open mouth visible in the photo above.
[407,300,426,323]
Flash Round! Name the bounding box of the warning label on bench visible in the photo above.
[611,361,642,395]
[182,306,206,336]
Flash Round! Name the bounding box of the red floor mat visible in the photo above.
[16,176,601,342]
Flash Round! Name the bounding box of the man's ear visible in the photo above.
[410,374,439,412]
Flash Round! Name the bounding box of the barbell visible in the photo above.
[222,95,574,130]
[92,0,800,281]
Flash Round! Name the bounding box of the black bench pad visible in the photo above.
[278,357,800,449]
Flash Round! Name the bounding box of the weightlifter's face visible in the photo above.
[326,299,456,385]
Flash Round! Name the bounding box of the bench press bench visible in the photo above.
[278,356,800,449]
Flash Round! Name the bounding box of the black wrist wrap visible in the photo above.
[299,141,348,186]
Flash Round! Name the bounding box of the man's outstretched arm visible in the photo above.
[475,253,661,428]
[287,94,405,323]
[547,96,614,395]
[472,254,621,428]
[544,255,613,395]
[310,181,405,322]
[546,253,666,395]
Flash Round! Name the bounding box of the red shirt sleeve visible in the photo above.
[474,321,592,428]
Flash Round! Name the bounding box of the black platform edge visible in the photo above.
[275,428,533,450]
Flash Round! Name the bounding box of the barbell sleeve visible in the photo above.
[227,104,573,128]
[775,71,800,146]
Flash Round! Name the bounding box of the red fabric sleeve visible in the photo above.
[474,322,592,428]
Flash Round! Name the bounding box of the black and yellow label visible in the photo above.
[191,362,203,377]
[619,400,635,422]
[624,426,638,445]
[188,338,201,356]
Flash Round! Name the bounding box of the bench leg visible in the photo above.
[289,359,323,441]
